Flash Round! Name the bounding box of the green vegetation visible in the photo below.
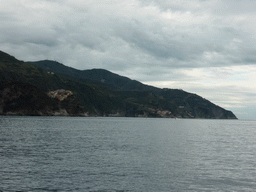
[0,50,237,118]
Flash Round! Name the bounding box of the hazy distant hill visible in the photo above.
[0,50,237,119]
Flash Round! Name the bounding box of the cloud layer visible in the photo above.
[1,0,256,119]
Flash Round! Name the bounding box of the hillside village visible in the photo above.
[47,89,73,101]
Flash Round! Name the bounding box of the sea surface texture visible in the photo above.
[1,116,256,191]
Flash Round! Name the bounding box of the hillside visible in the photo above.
[0,81,86,116]
[28,60,158,91]
[0,50,237,118]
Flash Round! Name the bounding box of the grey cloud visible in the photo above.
[1,24,59,47]
[1,0,256,74]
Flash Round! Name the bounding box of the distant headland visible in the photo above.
[0,50,237,119]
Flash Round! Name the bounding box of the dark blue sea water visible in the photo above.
[0,116,256,191]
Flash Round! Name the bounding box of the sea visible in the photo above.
[0,116,256,192]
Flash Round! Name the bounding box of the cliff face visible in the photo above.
[0,81,87,116]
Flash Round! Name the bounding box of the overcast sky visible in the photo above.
[1,0,256,119]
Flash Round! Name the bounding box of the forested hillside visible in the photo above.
[0,50,237,118]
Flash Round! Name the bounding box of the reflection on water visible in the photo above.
[1,116,256,191]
